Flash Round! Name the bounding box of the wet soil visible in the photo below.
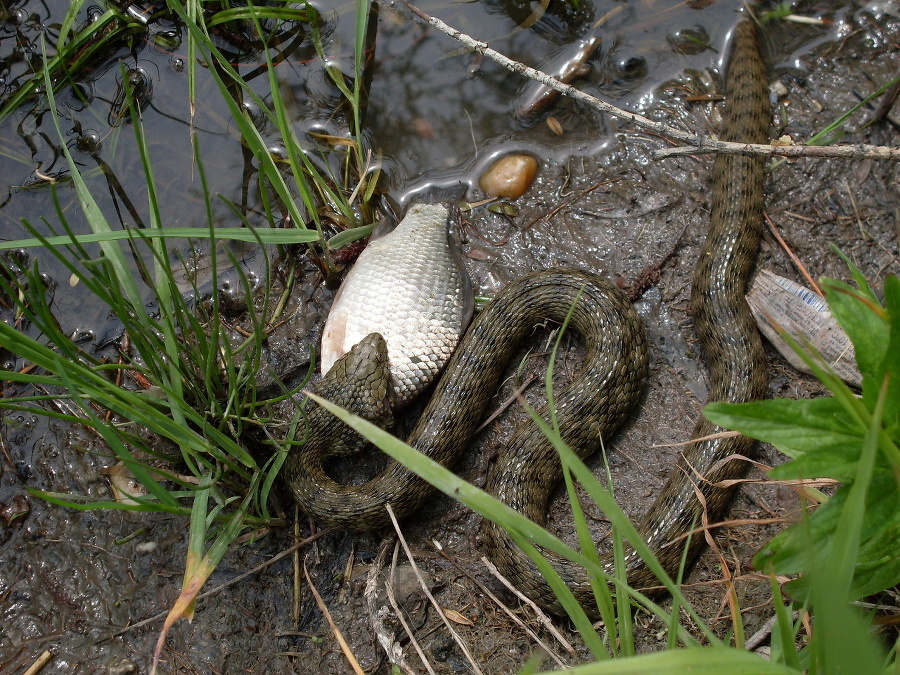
[1,1,899,674]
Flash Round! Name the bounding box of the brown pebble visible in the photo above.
[479,155,538,199]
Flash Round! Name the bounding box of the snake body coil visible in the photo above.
[484,18,769,612]
[286,269,648,532]
[286,18,769,615]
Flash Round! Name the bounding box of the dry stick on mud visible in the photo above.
[304,561,367,675]
[386,542,440,675]
[403,1,900,163]
[105,530,331,639]
[431,540,571,667]
[385,504,486,675]
[479,556,574,650]
[365,542,425,675]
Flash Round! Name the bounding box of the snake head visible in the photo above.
[308,332,395,457]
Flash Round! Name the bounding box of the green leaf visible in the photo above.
[821,278,888,388]
[879,274,900,429]
[533,646,800,674]
[754,472,900,598]
[705,398,865,463]
[327,224,374,250]
[207,5,312,27]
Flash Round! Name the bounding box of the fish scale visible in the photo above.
[320,202,472,404]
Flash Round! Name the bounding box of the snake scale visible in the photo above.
[285,18,769,615]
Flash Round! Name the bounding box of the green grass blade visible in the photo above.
[27,489,190,515]
[520,399,717,646]
[808,375,889,674]
[306,391,702,646]
[0,227,318,250]
[807,74,900,146]
[506,528,609,661]
[305,391,595,560]
[768,572,802,670]
[534,646,801,674]
[39,37,145,312]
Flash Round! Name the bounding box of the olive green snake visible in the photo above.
[284,19,769,615]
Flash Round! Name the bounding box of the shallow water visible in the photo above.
[1,0,899,672]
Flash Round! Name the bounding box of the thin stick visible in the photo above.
[432,539,571,666]
[386,541,439,675]
[385,504,486,675]
[293,506,302,628]
[479,556,574,652]
[689,476,744,647]
[475,374,538,433]
[650,429,741,448]
[23,650,53,675]
[403,2,900,162]
[764,213,822,295]
[745,611,798,650]
[304,561,366,675]
[365,540,413,673]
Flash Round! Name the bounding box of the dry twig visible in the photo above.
[386,504,486,675]
[480,556,575,652]
[432,539,571,667]
[387,541,439,675]
[23,651,53,675]
[403,1,900,162]
[763,213,822,295]
[304,561,366,675]
[365,541,421,675]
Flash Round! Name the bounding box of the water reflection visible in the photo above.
[0,0,840,339]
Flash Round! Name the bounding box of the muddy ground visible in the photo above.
[1,4,899,675]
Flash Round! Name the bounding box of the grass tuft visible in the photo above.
[0,0,378,665]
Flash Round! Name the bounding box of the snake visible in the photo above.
[284,17,769,615]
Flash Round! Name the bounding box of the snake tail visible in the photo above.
[483,18,770,615]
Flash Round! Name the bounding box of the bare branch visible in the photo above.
[403,1,900,162]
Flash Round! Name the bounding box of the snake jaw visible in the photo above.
[308,332,395,457]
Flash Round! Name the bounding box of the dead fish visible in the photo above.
[320,199,474,404]
[747,269,861,387]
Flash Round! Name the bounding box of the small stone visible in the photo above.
[770,80,789,99]
[0,495,30,527]
[479,155,538,199]
[108,658,139,675]
[135,541,158,554]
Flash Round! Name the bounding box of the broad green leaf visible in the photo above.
[766,448,861,482]
[806,376,889,673]
[880,274,900,430]
[705,397,865,461]
[534,646,800,674]
[755,473,900,598]
[821,277,888,393]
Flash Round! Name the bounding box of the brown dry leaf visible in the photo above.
[442,608,474,626]
[102,463,149,505]
[307,132,357,148]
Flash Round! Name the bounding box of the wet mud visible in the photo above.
[1,1,899,673]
